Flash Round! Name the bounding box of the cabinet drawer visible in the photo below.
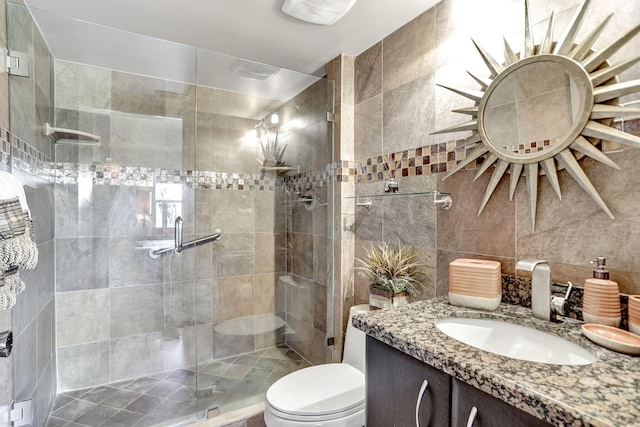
[366,336,451,427]
[451,378,553,427]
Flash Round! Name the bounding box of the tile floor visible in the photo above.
[45,345,310,427]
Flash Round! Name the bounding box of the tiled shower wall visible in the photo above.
[2,1,57,426]
[350,0,640,303]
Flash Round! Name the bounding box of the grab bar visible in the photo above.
[175,216,183,254]
[149,228,223,259]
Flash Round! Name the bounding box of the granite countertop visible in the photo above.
[353,297,640,427]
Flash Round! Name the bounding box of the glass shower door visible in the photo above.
[14,6,205,426]
[51,74,203,425]
[193,49,336,417]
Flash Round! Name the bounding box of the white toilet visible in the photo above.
[264,304,369,427]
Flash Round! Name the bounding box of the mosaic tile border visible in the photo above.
[351,141,470,183]
[503,138,557,155]
[349,117,640,184]
[0,126,55,181]
[1,127,280,191]
[4,118,640,191]
[55,162,278,191]
[0,128,10,166]
[283,163,336,192]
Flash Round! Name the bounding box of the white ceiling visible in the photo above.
[23,0,438,101]
[24,0,438,73]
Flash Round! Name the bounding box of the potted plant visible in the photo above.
[258,131,287,168]
[356,242,425,309]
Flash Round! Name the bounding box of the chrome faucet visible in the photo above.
[516,259,552,321]
[515,259,574,321]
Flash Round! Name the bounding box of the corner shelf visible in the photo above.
[347,191,453,210]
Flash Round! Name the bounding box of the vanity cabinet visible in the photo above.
[451,378,553,427]
[366,337,553,427]
[366,336,451,427]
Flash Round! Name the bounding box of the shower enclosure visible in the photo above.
[6,3,335,426]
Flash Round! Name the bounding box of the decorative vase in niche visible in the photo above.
[369,284,409,310]
[384,178,399,193]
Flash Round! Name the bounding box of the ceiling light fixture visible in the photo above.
[281,0,358,25]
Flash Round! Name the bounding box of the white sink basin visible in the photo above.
[436,318,596,365]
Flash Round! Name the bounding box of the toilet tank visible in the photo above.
[342,304,369,372]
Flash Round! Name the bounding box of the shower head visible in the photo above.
[45,122,101,146]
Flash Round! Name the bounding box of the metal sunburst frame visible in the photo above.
[433,0,640,230]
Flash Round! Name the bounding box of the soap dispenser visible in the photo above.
[582,256,621,327]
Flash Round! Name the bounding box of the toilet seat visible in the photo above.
[265,363,365,422]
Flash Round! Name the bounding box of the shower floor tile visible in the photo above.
[46,344,310,427]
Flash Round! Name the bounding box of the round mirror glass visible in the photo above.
[479,55,593,162]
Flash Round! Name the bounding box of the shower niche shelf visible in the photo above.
[348,191,452,210]
[259,165,300,174]
[44,122,101,145]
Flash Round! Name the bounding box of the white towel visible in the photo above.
[0,172,29,217]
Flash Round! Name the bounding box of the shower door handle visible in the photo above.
[174,216,183,254]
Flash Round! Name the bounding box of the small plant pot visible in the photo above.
[369,286,409,310]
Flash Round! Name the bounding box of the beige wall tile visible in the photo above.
[313,234,328,284]
[354,43,382,104]
[383,9,436,93]
[254,273,276,315]
[353,239,373,305]
[215,275,254,322]
[341,54,355,107]
[55,60,111,110]
[340,101,355,159]
[416,245,438,296]
[437,167,516,258]
[255,232,277,274]
[434,0,522,69]
[354,94,383,160]
[382,73,436,154]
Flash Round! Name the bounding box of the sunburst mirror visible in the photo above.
[433,0,640,230]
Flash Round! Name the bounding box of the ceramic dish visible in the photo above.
[582,324,640,355]
[582,314,620,328]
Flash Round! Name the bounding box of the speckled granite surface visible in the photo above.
[353,297,640,427]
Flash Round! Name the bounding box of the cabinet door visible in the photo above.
[366,336,451,427]
[451,378,553,427]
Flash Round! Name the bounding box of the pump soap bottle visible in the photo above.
[582,256,621,327]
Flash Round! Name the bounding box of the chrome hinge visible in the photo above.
[10,400,32,427]
[5,51,30,78]
[326,112,335,123]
